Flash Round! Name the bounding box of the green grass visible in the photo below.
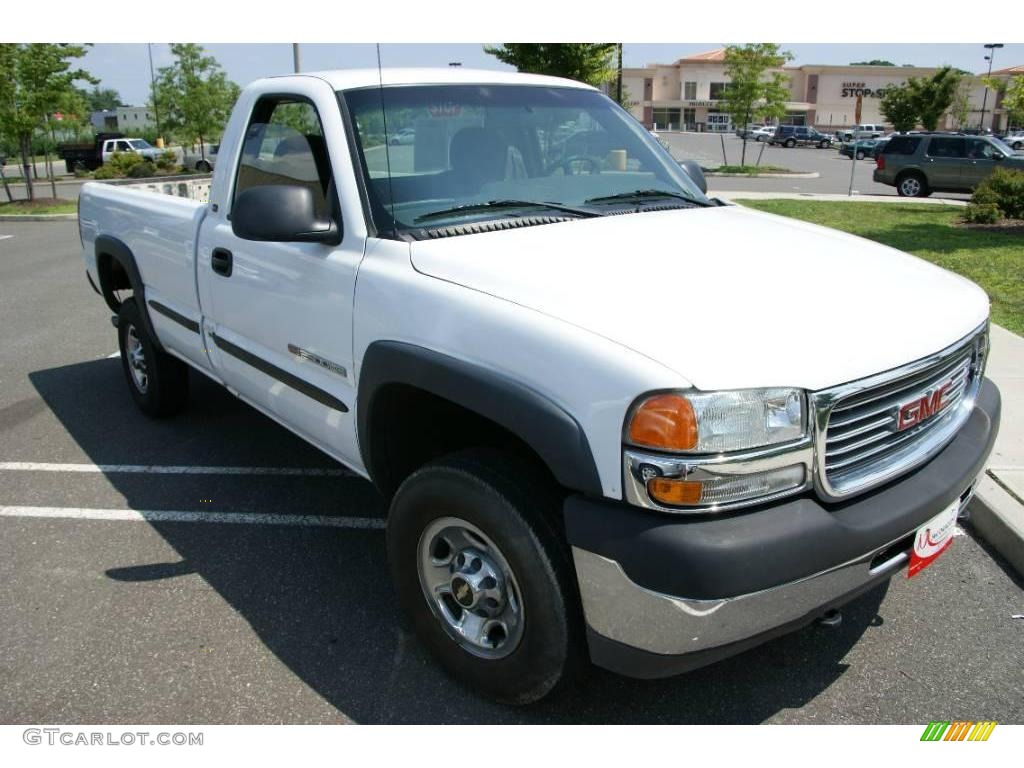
[740,200,1024,335]
[710,165,793,175]
[0,198,77,215]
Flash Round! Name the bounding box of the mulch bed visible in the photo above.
[955,218,1024,235]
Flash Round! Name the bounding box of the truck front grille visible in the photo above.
[813,326,987,499]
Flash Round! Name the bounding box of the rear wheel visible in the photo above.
[896,172,930,198]
[118,298,189,417]
[1013,141,1022,150]
[387,448,583,704]
[195,160,212,173]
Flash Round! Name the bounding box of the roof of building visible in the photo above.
[984,64,1024,77]
[675,48,727,63]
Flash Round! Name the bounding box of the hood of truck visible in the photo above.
[409,204,990,391]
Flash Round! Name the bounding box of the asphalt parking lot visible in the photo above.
[658,131,972,199]
[1,220,1021,724]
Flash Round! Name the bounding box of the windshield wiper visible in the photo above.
[414,199,599,224]
[584,189,709,206]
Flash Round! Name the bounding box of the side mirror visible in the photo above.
[231,185,340,245]
[678,158,707,194]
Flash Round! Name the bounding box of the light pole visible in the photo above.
[148,43,163,148]
[293,44,301,73]
[979,43,1003,131]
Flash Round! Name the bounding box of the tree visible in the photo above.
[850,60,896,66]
[720,43,793,166]
[949,80,972,129]
[80,85,122,111]
[0,43,94,200]
[1002,75,1024,129]
[152,44,240,160]
[880,84,918,132]
[483,44,618,88]
[906,66,961,131]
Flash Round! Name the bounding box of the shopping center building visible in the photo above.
[621,49,1020,133]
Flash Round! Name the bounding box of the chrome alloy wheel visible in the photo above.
[126,324,148,393]
[900,176,922,196]
[417,517,525,659]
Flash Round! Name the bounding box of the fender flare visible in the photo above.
[94,234,164,351]
[357,341,603,497]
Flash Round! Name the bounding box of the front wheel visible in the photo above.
[195,160,212,173]
[785,138,796,148]
[1013,141,1022,150]
[855,150,866,160]
[118,298,189,417]
[387,449,583,704]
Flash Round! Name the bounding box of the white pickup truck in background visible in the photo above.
[78,68,1000,705]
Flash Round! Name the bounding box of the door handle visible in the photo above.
[211,248,233,277]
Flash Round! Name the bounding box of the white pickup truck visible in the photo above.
[78,68,1000,705]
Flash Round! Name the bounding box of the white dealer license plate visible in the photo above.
[907,500,959,578]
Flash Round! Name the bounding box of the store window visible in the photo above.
[707,113,732,132]
[652,107,681,130]
[683,108,696,131]
[709,82,727,100]
[683,81,697,100]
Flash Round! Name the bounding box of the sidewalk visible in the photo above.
[972,324,1024,575]
[714,190,968,206]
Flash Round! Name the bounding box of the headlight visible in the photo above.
[627,388,805,454]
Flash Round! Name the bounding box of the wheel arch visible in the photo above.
[95,234,164,351]
[357,341,603,499]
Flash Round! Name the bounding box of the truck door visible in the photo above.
[196,89,364,467]
[923,136,965,189]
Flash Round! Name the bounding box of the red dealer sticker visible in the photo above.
[907,500,958,577]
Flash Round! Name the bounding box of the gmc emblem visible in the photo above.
[896,383,951,431]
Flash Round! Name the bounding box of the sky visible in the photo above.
[82,43,1024,106]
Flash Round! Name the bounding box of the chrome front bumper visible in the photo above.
[565,379,1000,678]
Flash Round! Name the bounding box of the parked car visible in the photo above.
[837,123,886,141]
[735,123,763,139]
[770,125,833,148]
[1003,131,1024,150]
[57,132,125,173]
[181,143,220,172]
[874,132,1024,196]
[750,126,775,142]
[839,137,887,160]
[100,137,163,165]
[389,127,416,146]
[78,68,1000,704]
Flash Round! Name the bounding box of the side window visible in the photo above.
[927,137,965,158]
[116,140,130,152]
[234,97,333,218]
[966,139,996,159]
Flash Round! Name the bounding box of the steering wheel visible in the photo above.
[547,155,603,176]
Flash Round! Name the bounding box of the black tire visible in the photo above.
[784,138,796,148]
[819,140,829,148]
[1013,141,1022,150]
[387,448,584,705]
[896,172,930,198]
[117,298,189,417]
[196,160,212,173]
[855,150,865,160]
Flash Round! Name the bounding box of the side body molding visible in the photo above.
[94,234,163,351]
[357,341,603,497]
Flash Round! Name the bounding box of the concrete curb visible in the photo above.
[706,171,819,179]
[970,475,1024,576]
[720,192,968,206]
[0,214,77,222]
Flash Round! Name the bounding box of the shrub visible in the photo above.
[92,164,117,180]
[127,160,156,178]
[962,202,1001,224]
[155,150,178,171]
[972,167,1024,219]
[106,151,144,176]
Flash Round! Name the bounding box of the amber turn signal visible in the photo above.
[647,477,703,506]
[628,394,698,451]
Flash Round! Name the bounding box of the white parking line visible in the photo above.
[106,351,120,358]
[0,505,384,529]
[0,235,13,241]
[0,461,354,477]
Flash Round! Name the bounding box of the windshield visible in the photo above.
[990,137,1014,155]
[128,139,152,149]
[342,84,708,233]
